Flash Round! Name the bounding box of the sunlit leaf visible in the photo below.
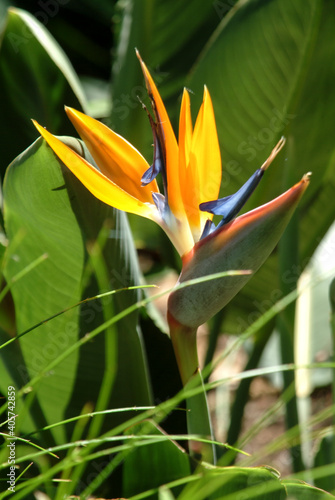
[1,138,151,444]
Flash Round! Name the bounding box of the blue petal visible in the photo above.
[200,168,264,227]
[141,113,165,186]
[152,192,166,216]
[140,98,168,198]
[200,219,216,239]
[141,156,163,186]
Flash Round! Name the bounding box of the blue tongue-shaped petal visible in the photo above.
[141,108,165,187]
[199,137,286,235]
[141,155,163,186]
[200,168,264,227]
[140,100,168,202]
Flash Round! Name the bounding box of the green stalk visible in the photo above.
[277,209,304,473]
[169,313,216,464]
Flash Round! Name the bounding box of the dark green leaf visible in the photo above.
[186,0,335,332]
[1,138,151,444]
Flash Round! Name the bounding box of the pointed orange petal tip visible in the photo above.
[64,106,88,127]
[32,119,159,220]
[64,106,85,125]
[33,119,50,145]
[135,48,144,68]
[64,105,75,117]
[136,49,150,86]
[203,85,209,100]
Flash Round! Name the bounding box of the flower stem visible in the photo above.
[168,312,216,464]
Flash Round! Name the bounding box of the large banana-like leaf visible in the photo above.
[1,138,152,445]
[186,0,335,332]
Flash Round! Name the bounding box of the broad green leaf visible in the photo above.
[0,7,87,176]
[186,0,335,332]
[122,420,191,499]
[283,480,335,499]
[1,138,151,444]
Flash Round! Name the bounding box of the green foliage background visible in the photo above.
[0,0,334,498]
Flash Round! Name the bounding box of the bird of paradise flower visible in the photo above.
[33,51,310,463]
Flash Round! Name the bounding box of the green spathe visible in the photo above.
[168,174,310,329]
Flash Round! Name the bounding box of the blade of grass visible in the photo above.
[16,461,33,482]
[1,268,331,497]
[1,433,238,470]
[1,361,333,498]
[0,270,247,420]
[0,432,58,458]
[0,284,156,352]
[0,271,250,497]
[54,402,94,500]
[0,253,48,304]
[22,406,156,438]
[201,268,335,382]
